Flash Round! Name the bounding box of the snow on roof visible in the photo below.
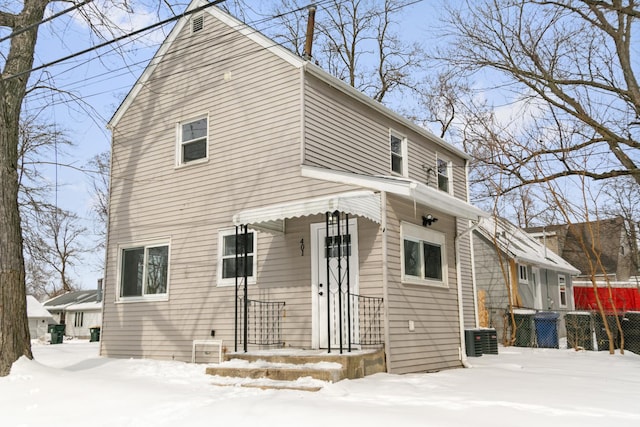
[43,290,98,309]
[65,301,102,311]
[26,295,55,320]
[477,217,580,275]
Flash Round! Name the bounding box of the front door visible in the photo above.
[311,218,359,349]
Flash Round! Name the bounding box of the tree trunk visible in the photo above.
[0,0,49,377]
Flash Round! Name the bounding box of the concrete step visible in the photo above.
[205,348,386,384]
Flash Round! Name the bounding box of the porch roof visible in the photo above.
[232,190,381,232]
[301,165,489,221]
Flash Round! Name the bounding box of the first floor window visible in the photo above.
[219,228,256,285]
[558,275,567,307]
[401,222,447,286]
[119,243,169,299]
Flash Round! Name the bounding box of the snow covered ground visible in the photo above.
[2,341,639,427]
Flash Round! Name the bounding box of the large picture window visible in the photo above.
[218,229,256,285]
[401,222,447,286]
[119,242,169,300]
[177,116,208,165]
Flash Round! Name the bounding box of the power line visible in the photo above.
[3,0,229,81]
[0,0,94,44]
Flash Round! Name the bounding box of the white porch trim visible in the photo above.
[301,165,488,221]
[232,190,381,233]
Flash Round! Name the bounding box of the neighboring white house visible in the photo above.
[43,290,103,339]
[27,295,55,340]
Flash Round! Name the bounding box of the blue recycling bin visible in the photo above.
[534,311,560,348]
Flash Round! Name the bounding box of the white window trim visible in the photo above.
[400,221,448,288]
[518,264,528,283]
[175,114,209,167]
[116,239,171,303]
[390,129,408,177]
[217,228,257,287]
[436,153,453,195]
[558,275,568,308]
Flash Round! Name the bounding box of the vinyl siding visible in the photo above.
[384,195,463,373]
[303,74,468,202]
[473,232,512,341]
[102,12,366,360]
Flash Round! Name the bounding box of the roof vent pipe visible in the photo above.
[303,5,317,60]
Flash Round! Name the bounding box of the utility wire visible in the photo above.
[0,0,94,44]
[3,0,228,81]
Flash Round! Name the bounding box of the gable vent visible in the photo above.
[192,15,204,33]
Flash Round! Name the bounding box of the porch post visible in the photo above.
[325,212,331,353]
[346,213,351,352]
[335,210,343,354]
[243,224,249,353]
[234,226,239,353]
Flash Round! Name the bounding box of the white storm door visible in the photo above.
[311,219,359,349]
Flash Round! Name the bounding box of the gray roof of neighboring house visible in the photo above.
[43,290,98,310]
[476,217,580,275]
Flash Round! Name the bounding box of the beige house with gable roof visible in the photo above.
[101,0,487,374]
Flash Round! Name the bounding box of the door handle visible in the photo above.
[319,292,323,296]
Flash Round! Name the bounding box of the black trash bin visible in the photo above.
[565,312,593,350]
[512,309,536,347]
[50,324,65,345]
[89,327,101,342]
[534,311,559,348]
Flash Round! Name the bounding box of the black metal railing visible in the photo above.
[350,293,384,346]
[236,297,285,347]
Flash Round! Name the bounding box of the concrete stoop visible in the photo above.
[205,347,386,390]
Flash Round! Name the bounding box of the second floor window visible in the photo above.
[178,117,208,165]
[437,157,451,193]
[390,131,407,176]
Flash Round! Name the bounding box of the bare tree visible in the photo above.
[268,0,423,103]
[1,0,50,377]
[601,176,640,279]
[0,0,163,376]
[439,0,640,189]
[87,151,110,248]
[26,207,86,295]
